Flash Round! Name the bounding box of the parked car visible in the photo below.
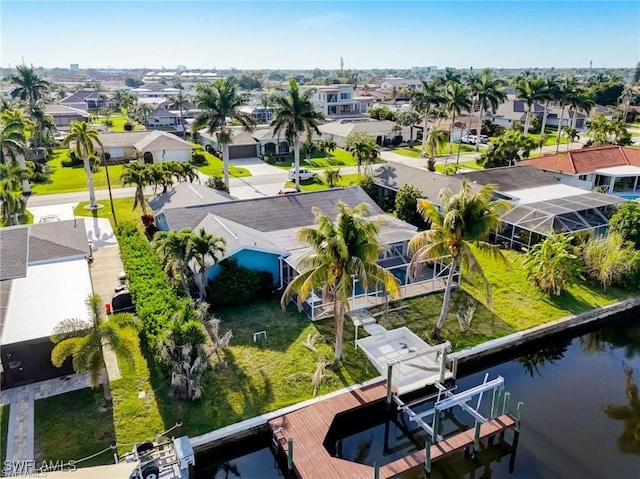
[460,135,488,145]
[287,168,316,181]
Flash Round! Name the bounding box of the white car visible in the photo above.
[287,168,316,181]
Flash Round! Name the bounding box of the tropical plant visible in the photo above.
[583,233,640,289]
[394,184,424,227]
[554,75,578,153]
[186,228,226,300]
[62,121,101,209]
[8,65,49,108]
[153,228,194,297]
[562,126,580,149]
[0,161,28,225]
[0,109,30,165]
[442,82,472,155]
[345,132,379,176]
[281,202,401,367]
[148,163,171,193]
[473,69,507,150]
[539,75,559,135]
[515,74,545,135]
[195,302,233,363]
[409,180,511,337]
[270,80,324,190]
[300,139,315,161]
[50,294,140,402]
[569,88,595,130]
[121,162,151,215]
[587,114,633,146]
[129,103,154,125]
[610,201,640,248]
[395,110,421,147]
[319,138,337,159]
[193,78,255,191]
[425,125,448,171]
[522,233,581,296]
[411,80,443,157]
[323,167,342,188]
[168,92,191,137]
[477,129,536,168]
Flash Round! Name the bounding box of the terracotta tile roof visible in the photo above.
[521,146,640,174]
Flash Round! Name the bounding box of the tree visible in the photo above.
[411,80,443,157]
[522,233,581,296]
[29,101,56,148]
[319,138,337,159]
[194,78,256,191]
[0,109,29,165]
[477,129,536,168]
[610,201,640,248]
[569,88,595,130]
[474,69,507,151]
[186,228,226,301]
[425,125,448,171]
[154,228,194,297]
[409,180,510,337]
[270,80,324,191]
[125,78,144,88]
[554,75,578,153]
[300,139,315,161]
[0,162,28,225]
[562,126,580,149]
[587,113,633,146]
[8,65,49,109]
[51,294,140,402]
[63,121,100,209]
[442,82,471,155]
[281,202,400,368]
[583,233,640,289]
[195,302,233,363]
[323,167,342,188]
[129,103,154,125]
[634,62,640,84]
[345,132,379,176]
[395,110,420,147]
[515,75,545,135]
[539,75,559,136]
[168,92,191,137]
[395,184,424,227]
[121,162,151,215]
[148,163,173,193]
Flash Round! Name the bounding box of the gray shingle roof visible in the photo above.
[458,165,558,193]
[149,183,233,214]
[0,228,29,281]
[162,187,384,232]
[60,90,100,104]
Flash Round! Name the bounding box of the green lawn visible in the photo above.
[74,197,151,228]
[191,145,251,178]
[391,144,476,159]
[94,114,146,132]
[283,173,362,192]
[30,149,125,195]
[34,389,115,467]
[489,131,569,146]
[1,209,33,227]
[434,160,484,174]
[1,405,9,464]
[274,149,361,170]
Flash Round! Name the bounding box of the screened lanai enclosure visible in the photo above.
[494,192,624,250]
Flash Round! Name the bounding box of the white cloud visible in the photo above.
[296,12,348,28]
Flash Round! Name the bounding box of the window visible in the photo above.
[340,92,350,100]
[578,175,588,181]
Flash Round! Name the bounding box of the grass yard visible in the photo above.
[30,149,125,195]
[274,148,361,170]
[434,160,484,174]
[94,114,146,132]
[1,405,9,464]
[1,209,33,227]
[391,144,476,159]
[283,173,362,192]
[191,145,251,178]
[34,389,115,467]
[74,197,151,228]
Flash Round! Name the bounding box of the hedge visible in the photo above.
[116,222,185,354]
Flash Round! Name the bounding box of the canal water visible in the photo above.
[196,316,640,479]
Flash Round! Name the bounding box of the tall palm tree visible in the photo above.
[409,180,510,337]
[563,126,580,150]
[320,138,337,159]
[121,162,151,215]
[63,121,101,209]
[0,162,28,225]
[554,75,578,153]
[347,137,380,176]
[51,294,140,402]
[154,228,194,297]
[168,92,191,137]
[435,68,463,88]
[539,75,559,136]
[193,78,256,191]
[29,100,56,148]
[281,202,400,368]
[270,80,324,191]
[0,109,29,165]
[412,81,443,157]
[515,74,545,135]
[474,69,507,151]
[443,82,472,154]
[569,88,595,130]
[186,228,226,301]
[8,65,50,109]
[425,126,448,171]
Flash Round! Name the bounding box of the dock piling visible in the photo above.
[386,364,393,409]
[287,439,293,472]
[425,438,432,476]
[515,401,524,431]
[473,421,481,454]
[502,392,511,416]
[374,462,380,479]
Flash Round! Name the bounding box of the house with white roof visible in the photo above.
[98,131,193,162]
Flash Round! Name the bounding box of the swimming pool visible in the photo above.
[621,194,640,201]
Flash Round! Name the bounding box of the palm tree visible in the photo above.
[563,126,580,150]
[539,75,559,136]
[602,364,640,454]
[63,121,101,209]
[281,202,400,368]
[347,137,380,176]
[0,109,29,165]
[300,139,315,161]
[443,82,472,154]
[522,234,581,296]
[193,78,256,191]
[148,163,171,193]
[168,92,191,137]
[515,74,545,135]
[320,138,337,159]
[121,162,151,215]
[323,167,342,187]
[29,101,56,148]
[154,228,194,297]
[425,126,448,171]
[409,180,510,337]
[569,88,595,130]
[186,228,226,300]
[129,103,154,126]
[435,68,463,88]
[270,80,324,190]
[554,75,578,153]
[412,81,443,157]
[51,294,140,402]
[8,65,49,109]
[0,162,28,225]
[474,69,507,151]
[587,113,611,145]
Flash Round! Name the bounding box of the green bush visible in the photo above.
[207,258,274,306]
[205,176,229,193]
[610,201,640,248]
[395,184,426,228]
[191,152,206,165]
[116,222,184,355]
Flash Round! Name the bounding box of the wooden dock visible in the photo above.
[268,381,517,479]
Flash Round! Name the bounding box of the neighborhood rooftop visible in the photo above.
[458,165,559,193]
[521,146,640,174]
[149,182,233,214]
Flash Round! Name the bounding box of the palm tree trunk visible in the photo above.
[180,109,186,138]
[222,143,230,191]
[433,258,458,338]
[541,101,550,135]
[420,113,429,157]
[475,105,485,152]
[138,186,147,215]
[428,139,436,171]
[570,108,577,129]
[449,115,455,154]
[198,269,207,301]
[102,368,112,404]
[524,104,532,135]
[331,301,345,369]
[179,262,191,297]
[17,153,31,195]
[556,105,566,153]
[294,136,301,191]
[84,156,97,208]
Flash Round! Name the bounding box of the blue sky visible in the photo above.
[1,1,638,70]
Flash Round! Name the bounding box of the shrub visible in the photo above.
[264,154,277,165]
[124,122,133,131]
[116,222,184,356]
[610,201,640,248]
[191,152,206,165]
[522,234,582,296]
[583,233,640,289]
[105,119,113,128]
[395,184,425,228]
[205,176,229,193]
[207,258,274,306]
[141,214,159,239]
[358,175,377,199]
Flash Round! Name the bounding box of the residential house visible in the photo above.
[353,90,385,114]
[306,84,363,118]
[130,83,182,99]
[45,104,90,130]
[198,128,261,159]
[486,99,586,131]
[379,78,424,91]
[145,102,202,131]
[520,145,640,196]
[150,182,232,221]
[98,131,193,162]
[156,187,455,319]
[60,89,108,111]
[0,221,91,387]
[238,105,275,124]
[319,118,410,148]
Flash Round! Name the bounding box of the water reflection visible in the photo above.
[601,364,640,455]
[515,339,570,378]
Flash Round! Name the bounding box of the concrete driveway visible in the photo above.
[231,157,286,176]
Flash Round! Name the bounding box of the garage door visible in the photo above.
[161,149,189,162]
[109,147,125,158]
[229,144,257,159]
